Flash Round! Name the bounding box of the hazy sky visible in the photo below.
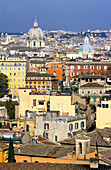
[0,0,111,32]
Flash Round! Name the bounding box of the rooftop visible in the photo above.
[15,143,73,158]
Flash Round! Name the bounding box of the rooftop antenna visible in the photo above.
[96,141,99,158]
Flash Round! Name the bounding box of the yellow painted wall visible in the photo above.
[96,100,111,128]
[0,56,26,96]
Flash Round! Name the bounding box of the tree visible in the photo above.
[0,73,9,98]
[8,138,15,163]
[0,99,18,119]
[86,96,90,104]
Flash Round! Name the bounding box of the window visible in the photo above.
[13,78,16,82]
[70,72,74,76]
[1,68,3,70]
[9,68,12,70]
[34,81,36,84]
[97,66,101,69]
[106,104,109,108]
[79,142,82,154]
[5,68,7,71]
[33,41,36,47]
[39,101,44,105]
[9,78,12,82]
[10,63,12,66]
[22,73,24,76]
[14,90,16,93]
[90,66,94,69]
[57,66,58,69]
[45,133,49,139]
[22,68,24,71]
[18,68,20,70]
[100,90,102,94]
[55,136,57,142]
[51,66,53,69]
[14,68,16,70]
[44,123,49,130]
[9,85,11,88]
[18,63,21,66]
[14,63,17,66]
[102,104,109,108]
[38,81,41,84]
[24,160,27,163]
[69,124,73,130]
[88,90,90,94]
[81,121,84,129]
[84,66,87,69]
[78,66,80,69]
[71,66,74,69]
[82,91,84,94]
[1,63,4,66]
[18,85,20,88]
[77,72,80,75]
[14,73,16,76]
[33,99,36,106]
[22,79,24,82]
[9,73,12,76]
[104,66,107,70]
[54,66,56,69]
[47,81,49,85]
[75,123,78,129]
[14,85,16,88]
[18,72,20,76]
[18,79,20,82]
[42,86,45,89]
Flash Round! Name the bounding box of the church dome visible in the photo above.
[79,36,94,53]
[28,19,43,40]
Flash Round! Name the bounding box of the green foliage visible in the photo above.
[0,100,18,119]
[86,96,90,104]
[89,104,96,112]
[0,122,2,128]
[0,73,9,98]
[74,87,78,93]
[8,138,15,163]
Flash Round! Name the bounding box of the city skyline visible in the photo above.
[0,0,111,32]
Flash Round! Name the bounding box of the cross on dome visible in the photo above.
[34,17,38,28]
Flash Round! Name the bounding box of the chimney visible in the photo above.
[72,146,76,164]
[18,148,20,153]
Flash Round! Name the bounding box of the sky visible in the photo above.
[0,0,111,32]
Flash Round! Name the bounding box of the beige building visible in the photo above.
[96,100,111,129]
[16,88,75,119]
[50,95,75,116]
[36,115,86,142]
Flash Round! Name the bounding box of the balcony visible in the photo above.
[38,105,45,110]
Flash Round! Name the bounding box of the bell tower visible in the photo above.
[76,134,90,157]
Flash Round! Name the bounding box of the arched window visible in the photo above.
[44,123,49,130]
[26,124,29,132]
[69,124,73,130]
[79,142,82,154]
[81,121,84,129]
[75,123,78,129]
[33,41,36,47]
